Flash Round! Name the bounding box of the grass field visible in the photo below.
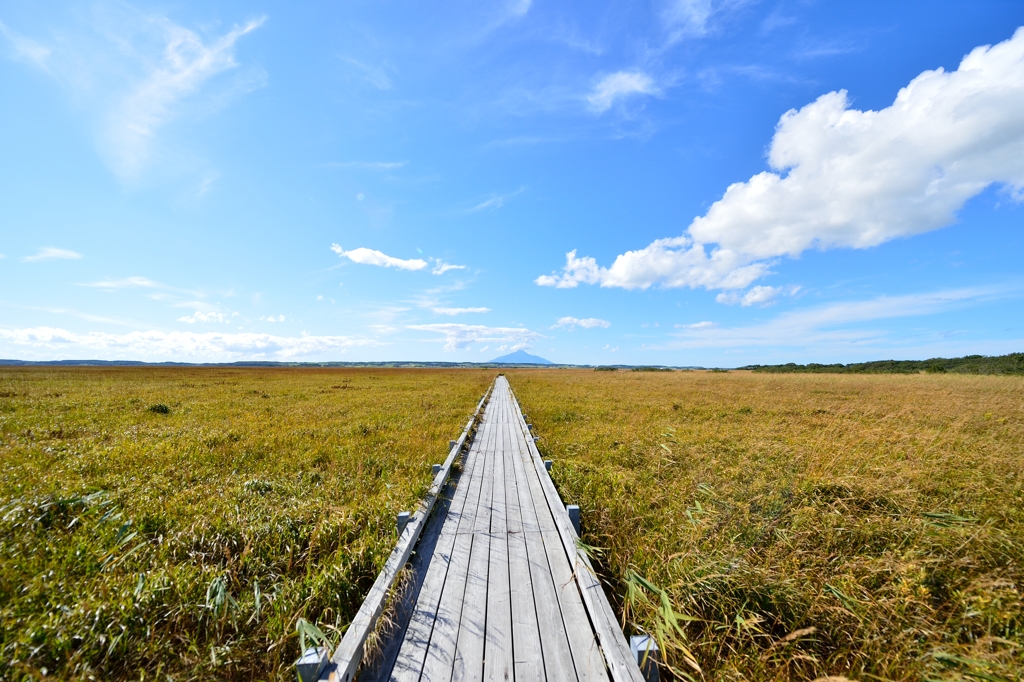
[509,369,1024,681]
[0,367,492,681]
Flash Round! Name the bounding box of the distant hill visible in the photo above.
[489,350,553,365]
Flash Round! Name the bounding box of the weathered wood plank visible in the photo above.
[389,413,488,682]
[449,413,496,682]
[483,405,512,682]
[507,383,645,682]
[513,422,609,682]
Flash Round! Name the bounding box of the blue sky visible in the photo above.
[2,0,1023,365]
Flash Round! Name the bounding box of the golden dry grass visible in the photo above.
[508,369,1024,681]
[0,367,492,681]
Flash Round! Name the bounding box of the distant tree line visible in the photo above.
[741,353,1024,375]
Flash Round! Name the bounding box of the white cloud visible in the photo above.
[663,286,1012,350]
[716,284,800,307]
[432,259,467,275]
[535,244,769,290]
[260,315,286,322]
[339,57,394,90]
[101,16,265,178]
[433,307,491,315]
[331,244,427,271]
[587,71,658,113]
[552,316,611,330]
[23,247,83,263]
[467,186,525,213]
[5,10,265,180]
[479,345,490,352]
[543,28,1024,293]
[660,0,714,37]
[0,19,50,69]
[675,320,716,330]
[178,311,229,324]
[409,323,543,352]
[81,276,160,289]
[0,327,377,361]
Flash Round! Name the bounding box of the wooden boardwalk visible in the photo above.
[321,377,646,682]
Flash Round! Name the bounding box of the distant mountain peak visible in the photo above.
[489,349,553,365]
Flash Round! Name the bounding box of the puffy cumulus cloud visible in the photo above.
[535,244,769,290]
[542,29,1024,296]
[552,316,611,330]
[408,323,543,352]
[587,71,658,113]
[23,247,83,263]
[331,244,427,271]
[0,327,377,361]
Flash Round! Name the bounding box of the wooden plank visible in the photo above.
[419,407,497,682]
[327,385,493,682]
[449,408,495,682]
[503,403,546,681]
[389,412,489,682]
[504,387,580,682]
[505,382,645,682]
[483,403,512,682]
[512,420,609,682]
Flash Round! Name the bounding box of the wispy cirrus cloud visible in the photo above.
[331,244,427,271]
[587,71,659,113]
[433,307,490,315]
[0,18,50,69]
[467,186,525,213]
[2,9,265,180]
[662,286,1018,351]
[23,247,83,263]
[409,323,542,352]
[431,259,467,275]
[552,316,611,330]
[0,327,378,361]
[715,285,800,307]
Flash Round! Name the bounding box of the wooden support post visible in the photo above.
[296,646,329,682]
[432,464,442,476]
[629,636,660,682]
[449,439,457,451]
[544,459,552,471]
[566,504,580,536]
[527,424,533,431]
[397,511,411,537]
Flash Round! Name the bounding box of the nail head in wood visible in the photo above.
[566,504,580,536]
[630,635,660,682]
[295,645,329,682]
[544,459,552,471]
[397,511,411,537]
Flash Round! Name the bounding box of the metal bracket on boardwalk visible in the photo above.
[297,385,493,682]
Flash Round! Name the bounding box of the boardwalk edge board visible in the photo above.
[315,384,494,682]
